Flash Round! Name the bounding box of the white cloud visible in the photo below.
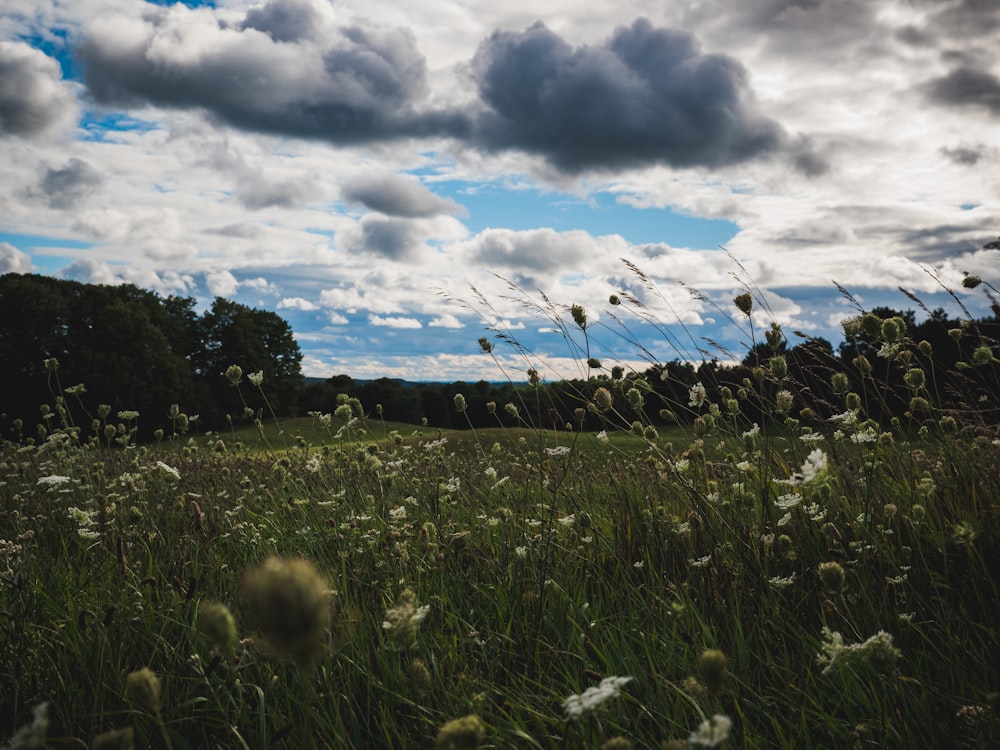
[368,314,423,329]
[0,242,31,273]
[428,313,464,328]
[205,270,239,297]
[278,296,319,311]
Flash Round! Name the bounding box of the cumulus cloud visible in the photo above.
[0,242,31,274]
[464,227,596,272]
[353,215,426,261]
[342,173,464,217]
[924,66,1000,115]
[429,313,463,328]
[77,2,466,143]
[205,269,239,297]
[41,158,103,209]
[369,313,422,328]
[0,41,77,137]
[278,296,320,311]
[468,18,787,171]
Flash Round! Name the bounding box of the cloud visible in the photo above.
[368,313,422,328]
[205,269,239,297]
[319,286,403,314]
[41,158,103,209]
[77,3,466,143]
[0,41,77,137]
[429,313,464,328]
[278,296,320,311]
[354,215,426,261]
[464,227,595,272]
[924,66,1000,115]
[468,18,787,171]
[342,173,464,217]
[940,143,990,165]
[0,242,31,274]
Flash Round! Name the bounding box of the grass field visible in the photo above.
[2,311,999,749]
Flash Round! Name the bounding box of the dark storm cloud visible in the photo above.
[469,19,787,171]
[41,158,103,209]
[342,174,463,218]
[77,4,469,143]
[0,41,76,137]
[924,66,1000,115]
[940,143,988,165]
[357,216,424,261]
[241,0,327,43]
[75,7,803,173]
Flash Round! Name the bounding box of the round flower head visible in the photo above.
[435,715,486,750]
[241,556,332,666]
[125,668,162,716]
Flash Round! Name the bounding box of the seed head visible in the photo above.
[698,649,728,695]
[435,715,486,750]
[962,274,982,289]
[91,727,135,750]
[733,292,753,316]
[125,668,162,716]
[818,561,846,594]
[225,365,243,385]
[570,304,588,330]
[593,387,614,412]
[197,601,238,656]
[241,557,332,666]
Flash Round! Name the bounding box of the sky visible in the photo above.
[1,0,998,383]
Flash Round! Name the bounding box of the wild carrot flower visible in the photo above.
[247,371,264,386]
[383,588,430,646]
[688,382,707,408]
[593,387,614,412]
[688,714,732,747]
[562,676,632,720]
[817,627,901,675]
[4,701,50,749]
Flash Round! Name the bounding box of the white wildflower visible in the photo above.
[774,493,802,510]
[562,676,633,720]
[689,713,732,747]
[595,430,608,444]
[817,626,901,675]
[689,383,707,408]
[545,445,571,457]
[4,702,49,749]
[557,514,575,527]
[156,461,180,480]
[37,475,71,486]
[247,371,264,386]
[768,573,796,588]
[388,506,407,522]
[799,432,825,443]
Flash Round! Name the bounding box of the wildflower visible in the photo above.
[562,676,633,720]
[818,561,846,593]
[587,357,602,369]
[197,601,238,656]
[389,505,407,522]
[593,387,614,412]
[769,355,788,380]
[972,345,994,366]
[37,474,71,486]
[570,304,588,329]
[769,573,797,588]
[733,292,753,316]
[90,727,135,750]
[785,448,828,485]
[557,514,575,527]
[903,368,925,390]
[595,430,608,444]
[247,371,264,386]
[775,389,794,413]
[383,588,430,646]
[545,445,571,457]
[225,365,243,384]
[699,649,728,696]
[453,393,467,412]
[962,274,982,289]
[817,627,901,675]
[527,368,540,386]
[156,461,180,480]
[504,403,519,419]
[125,668,162,715]
[4,702,50,749]
[478,337,493,353]
[435,715,486,750]
[689,714,732,747]
[241,557,332,666]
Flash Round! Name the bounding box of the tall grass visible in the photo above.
[1,272,998,749]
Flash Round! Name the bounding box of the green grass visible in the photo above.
[2,293,999,749]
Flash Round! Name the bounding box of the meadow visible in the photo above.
[1,290,998,749]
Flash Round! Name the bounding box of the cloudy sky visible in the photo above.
[1,0,998,382]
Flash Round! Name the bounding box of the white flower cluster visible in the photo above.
[817,626,901,675]
[689,713,732,747]
[562,676,633,720]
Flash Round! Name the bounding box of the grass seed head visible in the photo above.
[435,714,486,750]
[125,668,161,716]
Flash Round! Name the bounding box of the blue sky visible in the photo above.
[1,0,998,381]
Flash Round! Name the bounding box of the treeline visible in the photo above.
[303,305,1000,432]
[0,273,303,438]
[2,272,998,441]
